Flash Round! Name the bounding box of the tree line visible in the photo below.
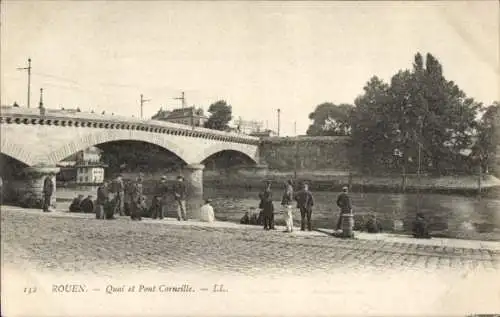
[306,52,499,176]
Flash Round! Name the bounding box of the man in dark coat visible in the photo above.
[130,176,144,220]
[259,181,275,230]
[80,195,94,214]
[96,181,109,219]
[172,175,187,221]
[336,186,352,230]
[69,194,84,213]
[151,195,162,219]
[294,182,314,231]
[157,175,169,219]
[42,176,54,212]
[111,175,125,216]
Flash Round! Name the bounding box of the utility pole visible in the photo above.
[294,121,297,135]
[277,108,281,136]
[17,58,32,108]
[294,133,299,181]
[39,88,44,108]
[174,91,186,108]
[140,94,150,119]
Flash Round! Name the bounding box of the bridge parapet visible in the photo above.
[0,106,259,145]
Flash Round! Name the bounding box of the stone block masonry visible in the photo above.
[259,136,352,172]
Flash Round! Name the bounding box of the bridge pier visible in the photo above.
[183,164,205,220]
[16,166,60,209]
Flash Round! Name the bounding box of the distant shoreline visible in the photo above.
[203,170,500,197]
[58,170,500,197]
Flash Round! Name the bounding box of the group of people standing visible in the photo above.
[257,180,344,233]
[69,173,190,222]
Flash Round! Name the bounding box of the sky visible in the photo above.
[1,1,498,136]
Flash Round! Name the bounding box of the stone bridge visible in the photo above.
[0,106,261,215]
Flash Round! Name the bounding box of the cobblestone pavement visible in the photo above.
[2,208,499,276]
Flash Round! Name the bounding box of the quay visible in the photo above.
[2,205,499,316]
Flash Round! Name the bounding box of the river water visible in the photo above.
[58,183,500,241]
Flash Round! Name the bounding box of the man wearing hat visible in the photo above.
[294,182,314,231]
[112,174,125,216]
[154,175,169,219]
[130,175,144,220]
[336,186,352,230]
[173,175,188,221]
[96,181,109,219]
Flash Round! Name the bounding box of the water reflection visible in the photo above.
[57,185,500,241]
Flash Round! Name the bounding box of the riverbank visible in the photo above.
[3,205,500,252]
[204,169,500,195]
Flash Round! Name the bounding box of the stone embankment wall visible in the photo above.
[203,136,500,194]
[258,136,352,172]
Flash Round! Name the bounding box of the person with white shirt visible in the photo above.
[200,199,215,223]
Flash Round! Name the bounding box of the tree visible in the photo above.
[306,103,353,136]
[204,100,232,131]
[477,102,500,174]
[349,53,482,175]
[349,76,392,172]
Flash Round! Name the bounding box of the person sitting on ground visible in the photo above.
[69,194,84,213]
[200,199,215,223]
[365,214,383,233]
[240,212,250,224]
[80,195,94,214]
[412,212,431,239]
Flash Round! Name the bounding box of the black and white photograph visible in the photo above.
[1,1,499,316]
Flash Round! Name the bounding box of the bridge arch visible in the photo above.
[43,130,191,165]
[0,138,34,166]
[195,142,259,165]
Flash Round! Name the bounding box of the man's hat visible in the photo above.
[205,198,212,203]
[342,186,348,191]
[177,175,184,180]
[161,175,167,180]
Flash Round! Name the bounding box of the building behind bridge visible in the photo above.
[152,107,207,127]
[57,146,107,185]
